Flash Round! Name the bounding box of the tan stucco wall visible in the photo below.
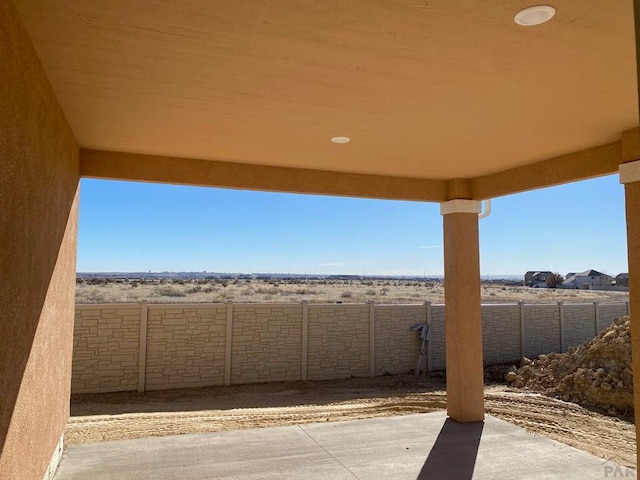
[0,2,79,479]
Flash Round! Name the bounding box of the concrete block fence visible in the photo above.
[71,300,629,394]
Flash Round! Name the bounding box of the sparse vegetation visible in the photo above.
[74,277,629,304]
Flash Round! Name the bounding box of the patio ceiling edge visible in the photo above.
[80,128,639,203]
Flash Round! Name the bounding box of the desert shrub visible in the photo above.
[296,288,316,294]
[256,287,279,295]
[157,286,186,297]
[546,272,565,288]
[341,291,353,298]
[186,285,202,294]
[84,289,106,303]
[366,289,376,295]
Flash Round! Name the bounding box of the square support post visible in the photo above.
[620,160,640,464]
[441,199,485,423]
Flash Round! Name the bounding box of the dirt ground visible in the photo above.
[67,375,637,468]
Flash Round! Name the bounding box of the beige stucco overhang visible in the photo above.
[80,149,450,202]
[81,131,634,202]
[14,0,638,195]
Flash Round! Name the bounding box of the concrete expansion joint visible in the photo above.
[440,199,482,215]
[619,160,640,184]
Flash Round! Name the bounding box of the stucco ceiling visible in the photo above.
[14,0,638,180]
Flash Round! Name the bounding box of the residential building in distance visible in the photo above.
[562,270,614,288]
[524,271,552,287]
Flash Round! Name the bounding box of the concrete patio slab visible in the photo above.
[54,412,635,480]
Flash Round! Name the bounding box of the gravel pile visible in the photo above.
[506,316,633,415]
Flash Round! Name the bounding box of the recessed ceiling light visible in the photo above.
[330,136,351,144]
[514,5,556,26]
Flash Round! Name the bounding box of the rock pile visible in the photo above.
[506,316,633,415]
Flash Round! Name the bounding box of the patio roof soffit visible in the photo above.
[81,129,640,203]
[79,149,449,202]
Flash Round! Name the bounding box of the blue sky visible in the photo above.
[77,174,628,277]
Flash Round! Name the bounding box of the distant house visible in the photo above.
[615,273,629,287]
[524,271,552,287]
[562,270,614,289]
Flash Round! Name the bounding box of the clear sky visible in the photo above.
[77,174,628,277]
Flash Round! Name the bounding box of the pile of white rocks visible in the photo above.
[506,316,633,415]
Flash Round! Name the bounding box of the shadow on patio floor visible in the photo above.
[417,418,484,479]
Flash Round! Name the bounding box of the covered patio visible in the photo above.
[2,1,640,478]
[54,412,631,480]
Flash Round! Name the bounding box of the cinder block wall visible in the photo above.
[374,304,425,376]
[428,306,446,371]
[145,305,226,391]
[599,303,629,331]
[523,304,561,358]
[72,301,629,393]
[482,304,522,365]
[307,305,370,381]
[563,304,597,351]
[424,301,626,371]
[231,304,302,384]
[72,305,141,393]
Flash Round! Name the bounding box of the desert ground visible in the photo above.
[76,277,629,304]
[67,374,637,468]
